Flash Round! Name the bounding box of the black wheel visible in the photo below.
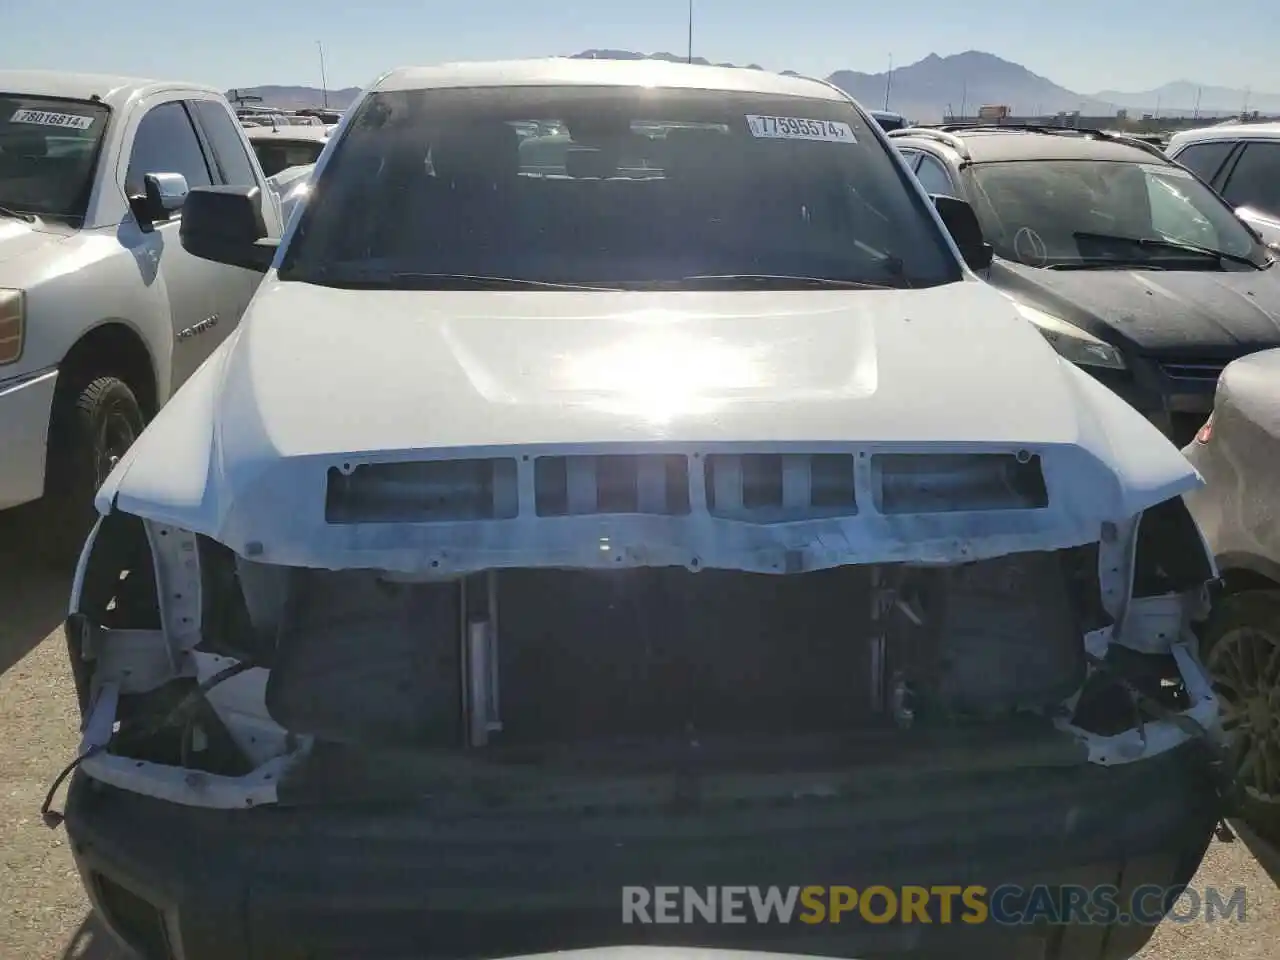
[36,375,146,567]
[1200,589,1280,841]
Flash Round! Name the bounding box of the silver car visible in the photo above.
[1182,346,1280,838]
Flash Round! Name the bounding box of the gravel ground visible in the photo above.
[0,509,1277,960]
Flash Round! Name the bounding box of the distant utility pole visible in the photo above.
[959,80,968,121]
[1242,86,1251,118]
[686,0,693,64]
[1193,87,1202,119]
[317,40,330,109]
[1154,93,1161,119]
[884,54,894,110]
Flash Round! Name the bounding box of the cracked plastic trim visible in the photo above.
[1056,635,1221,765]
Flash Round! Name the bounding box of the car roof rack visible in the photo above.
[925,122,1168,160]
[885,126,970,159]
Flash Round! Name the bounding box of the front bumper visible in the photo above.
[0,366,57,510]
[66,742,1220,960]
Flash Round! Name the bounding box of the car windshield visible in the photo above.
[277,85,962,289]
[0,94,110,221]
[965,158,1270,269]
[253,139,326,177]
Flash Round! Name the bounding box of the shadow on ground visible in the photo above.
[60,912,127,960]
[1233,818,1280,886]
[0,503,70,676]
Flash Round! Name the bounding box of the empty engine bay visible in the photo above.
[64,510,1219,809]
[244,551,1095,749]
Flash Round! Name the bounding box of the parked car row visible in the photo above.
[0,71,292,559]
[888,122,1280,447]
[31,57,1266,960]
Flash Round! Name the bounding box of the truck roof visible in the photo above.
[372,57,848,102]
[0,69,222,111]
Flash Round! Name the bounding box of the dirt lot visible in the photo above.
[1,507,1278,960]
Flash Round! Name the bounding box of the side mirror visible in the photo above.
[179,185,278,272]
[129,172,189,225]
[932,194,994,271]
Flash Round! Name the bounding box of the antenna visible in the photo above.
[686,0,693,64]
[317,40,330,109]
[884,54,893,110]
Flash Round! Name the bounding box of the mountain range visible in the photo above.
[229,50,1280,122]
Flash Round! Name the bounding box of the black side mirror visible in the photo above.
[179,185,277,272]
[931,194,994,271]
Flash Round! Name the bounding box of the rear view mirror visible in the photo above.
[179,185,277,272]
[932,194,994,271]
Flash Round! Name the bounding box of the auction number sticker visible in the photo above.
[10,108,95,130]
[746,115,856,143]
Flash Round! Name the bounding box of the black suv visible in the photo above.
[889,123,1280,446]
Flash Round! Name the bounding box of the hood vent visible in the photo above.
[534,454,691,516]
[703,453,857,521]
[324,450,1049,524]
[326,458,519,523]
[871,453,1047,514]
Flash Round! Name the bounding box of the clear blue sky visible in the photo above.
[2,0,1276,95]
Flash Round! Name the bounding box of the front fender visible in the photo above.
[97,331,236,524]
[1056,358,1203,514]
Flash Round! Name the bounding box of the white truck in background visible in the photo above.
[0,71,286,560]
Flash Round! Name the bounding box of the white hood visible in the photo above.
[0,217,67,269]
[100,279,1201,571]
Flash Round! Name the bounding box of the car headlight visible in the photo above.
[1010,300,1126,370]
[0,288,23,365]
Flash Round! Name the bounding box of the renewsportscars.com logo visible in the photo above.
[621,885,1248,927]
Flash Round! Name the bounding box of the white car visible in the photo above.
[244,124,329,178]
[0,71,286,558]
[62,58,1226,960]
[1167,122,1280,246]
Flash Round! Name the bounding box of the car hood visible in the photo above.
[991,259,1280,357]
[100,279,1200,572]
[0,218,69,269]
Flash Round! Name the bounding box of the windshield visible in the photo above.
[965,158,1269,268]
[277,86,961,289]
[253,139,326,177]
[0,94,110,221]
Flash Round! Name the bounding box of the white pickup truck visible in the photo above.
[0,71,286,559]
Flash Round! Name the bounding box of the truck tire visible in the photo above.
[36,375,146,567]
[1199,588,1280,842]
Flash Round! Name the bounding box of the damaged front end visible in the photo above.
[59,445,1225,812]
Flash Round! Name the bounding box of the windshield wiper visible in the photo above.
[390,273,619,291]
[1046,259,1165,271]
[1071,231,1260,268]
[676,274,902,290]
[313,271,616,291]
[0,204,35,223]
